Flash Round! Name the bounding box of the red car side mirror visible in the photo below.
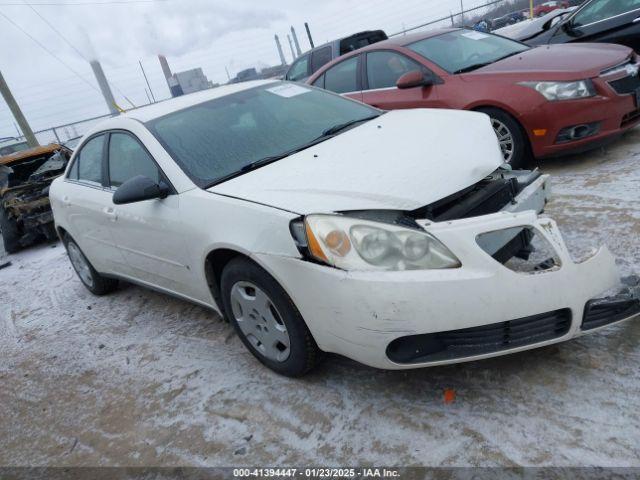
[397,70,433,89]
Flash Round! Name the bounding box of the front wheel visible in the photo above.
[478,107,530,169]
[220,257,322,377]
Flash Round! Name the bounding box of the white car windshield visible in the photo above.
[146,83,380,188]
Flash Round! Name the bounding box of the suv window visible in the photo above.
[311,46,333,73]
[75,134,105,184]
[108,132,159,188]
[324,56,359,94]
[573,0,640,26]
[287,55,310,81]
[366,51,422,90]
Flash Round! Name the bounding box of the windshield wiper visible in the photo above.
[204,135,337,188]
[321,114,381,136]
[454,62,493,74]
[454,51,524,74]
[204,114,382,189]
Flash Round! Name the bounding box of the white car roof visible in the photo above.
[124,79,278,123]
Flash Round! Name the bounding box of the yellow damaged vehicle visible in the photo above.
[0,143,72,253]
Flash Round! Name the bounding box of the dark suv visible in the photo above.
[285,30,387,82]
[524,0,640,51]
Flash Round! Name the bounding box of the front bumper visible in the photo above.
[256,210,637,370]
[523,92,639,159]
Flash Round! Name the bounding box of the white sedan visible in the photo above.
[49,80,639,376]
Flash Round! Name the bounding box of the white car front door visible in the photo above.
[102,131,198,298]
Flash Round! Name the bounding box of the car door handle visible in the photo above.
[103,207,118,222]
[634,16,640,23]
[62,196,71,207]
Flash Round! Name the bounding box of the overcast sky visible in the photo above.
[0,0,493,139]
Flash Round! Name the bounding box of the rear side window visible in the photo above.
[311,46,333,73]
[573,0,640,26]
[324,56,359,94]
[366,51,422,90]
[286,55,310,81]
[74,134,105,185]
[108,133,159,188]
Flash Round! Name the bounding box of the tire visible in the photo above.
[220,257,322,377]
[0,205,21,254]
[63,234,118,295]
[477,107,530,169]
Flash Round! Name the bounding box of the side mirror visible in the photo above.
[112,175,169,205]
[397,70,434,89]
[561,19,580,36]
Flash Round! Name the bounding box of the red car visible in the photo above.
[307,28,640,167]
[534,1,570,17]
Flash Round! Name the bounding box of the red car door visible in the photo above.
[360,50,443,110]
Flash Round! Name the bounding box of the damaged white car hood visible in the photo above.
[208,109,504,214]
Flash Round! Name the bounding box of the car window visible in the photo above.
[366,51,422,90]
[312,74,325,89]
[67,155,79,180]
[108,133,159,188]
[573,0,640,26]
[146,82,380,187]
[311,46,333,73]
[75,135,105,185]
[408,30,529,74]
[324,56,359,94]
[287,55,310,81]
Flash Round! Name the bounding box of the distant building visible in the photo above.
[170,68,214,95]
[229,65,289,84]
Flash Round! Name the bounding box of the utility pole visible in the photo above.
[274,35,286,66]
[287,34,296,61]
[139,60,156,103]
[305,22,315,49]
[0,70,38,148]
[460,0,464,26]
[530,0,534,18]
[291,26,302,56]
[90,61,119,114]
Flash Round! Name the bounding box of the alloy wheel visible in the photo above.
[491,117,515,164]
[230,281,291,362]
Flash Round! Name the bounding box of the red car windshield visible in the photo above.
[407,30,529,74]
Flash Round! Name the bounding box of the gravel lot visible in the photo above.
[1,128,639,467]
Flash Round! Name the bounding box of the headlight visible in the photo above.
[519,80,596,101]
[298,214,461,271]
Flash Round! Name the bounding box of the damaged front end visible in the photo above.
[289,166,639,367]
[0,145,71,253]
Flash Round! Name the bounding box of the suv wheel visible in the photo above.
[63,235,118,295]
[220,257,322,377]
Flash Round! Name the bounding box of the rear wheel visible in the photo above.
[477,107,530,169]
[63,235,118,295]
[221,257,322,377]
[0,205,20,254]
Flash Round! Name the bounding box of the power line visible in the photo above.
[0,0,169,5]
[3,3,136,108]
[0,10,102,94]
[22,0,137,107]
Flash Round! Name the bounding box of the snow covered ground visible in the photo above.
[1,128,639,467]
